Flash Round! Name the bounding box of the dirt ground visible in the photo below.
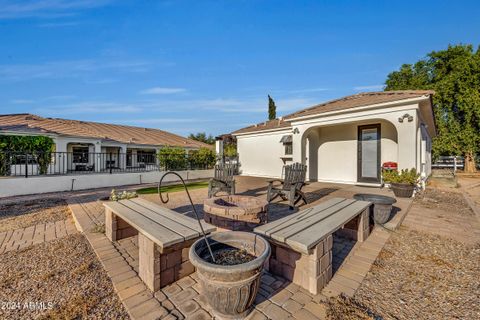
[0,234,128,319]
[414,187,474,216]
[0,198,70,232]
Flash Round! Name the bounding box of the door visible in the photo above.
[357,124,381,183]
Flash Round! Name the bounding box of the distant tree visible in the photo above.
[385,44,480,172]
[188,132,215,145]
[268,95,277,120]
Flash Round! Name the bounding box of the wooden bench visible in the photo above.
[103,197,216,292]
[254,197,371,294]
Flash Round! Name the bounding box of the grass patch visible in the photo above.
[136,181,209,195]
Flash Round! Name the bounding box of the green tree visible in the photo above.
[224,144,237,157]
[268,95,277,120]
[385,44,480,172]
[188,132,215,145]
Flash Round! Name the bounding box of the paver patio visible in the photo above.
[67,176,413,319]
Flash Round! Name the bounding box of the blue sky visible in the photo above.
[0,1,479,136]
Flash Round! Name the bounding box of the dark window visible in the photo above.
[137,151,156,164]
[72,147,89,163]
[284,143,293,155]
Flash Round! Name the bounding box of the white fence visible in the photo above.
[0,169,213,198]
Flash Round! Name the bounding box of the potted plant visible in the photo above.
[382,168,420,198]
[189,231,270,319]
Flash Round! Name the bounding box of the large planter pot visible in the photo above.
[390,183,415,198]
[353,193,397,224]
[189,231,271,319]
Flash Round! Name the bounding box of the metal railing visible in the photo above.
[0,151,215,178]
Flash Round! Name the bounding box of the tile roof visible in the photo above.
[0,114,211,148]
[232,90,434,134]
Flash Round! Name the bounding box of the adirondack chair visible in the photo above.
[267,162,307,209]
[208,164,236,198]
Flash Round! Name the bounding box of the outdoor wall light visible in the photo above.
[398,113,414,123]
[293,127,300,134]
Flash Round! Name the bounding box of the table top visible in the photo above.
[254,197,371,254]
[104,197,216,249]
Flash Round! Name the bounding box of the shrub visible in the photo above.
[382,168,420,185]
[189,147,216,169]
[157,147,187,170]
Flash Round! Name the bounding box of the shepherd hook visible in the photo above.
[158,172,215,263]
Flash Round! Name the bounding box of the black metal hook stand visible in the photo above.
[158,172,215,263]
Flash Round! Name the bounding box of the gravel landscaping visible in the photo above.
[0,198,70,232]
[350,228,480,319]
[414,187,474,216]
[0,234,128,319]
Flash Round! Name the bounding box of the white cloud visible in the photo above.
[0,59,151,81]
[0,0,112,19]
[11,99,34,104]
[34,101,142,115]
[140,87,187,95]
[353,84,385,91]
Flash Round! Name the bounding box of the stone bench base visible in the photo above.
[265,208,370,295]
[266,235,333,295]
[105,208,197,292]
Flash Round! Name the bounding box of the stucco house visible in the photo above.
[232,90,436,186]
[0,113,209,175]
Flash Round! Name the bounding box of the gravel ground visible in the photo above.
[0,198,70,232]
[414,187,474,216]
[351,228,480,319]
[0,234,129,319]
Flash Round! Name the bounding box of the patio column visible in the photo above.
[292,127,306,165]
[396,113,417,170]
[119,145,127,170]
[94,142,102,172]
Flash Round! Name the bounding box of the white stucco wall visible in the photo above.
[312,120,398,184]
[237,130,291,178]
[0,169,213,198]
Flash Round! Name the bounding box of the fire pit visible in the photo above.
[203,195,268,231]
[189,231,271,319]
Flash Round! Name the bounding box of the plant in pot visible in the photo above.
[189,231,270,319]
[382,168,420,198]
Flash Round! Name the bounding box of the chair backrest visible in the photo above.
[283,162,307,189]
[214,163,235,182]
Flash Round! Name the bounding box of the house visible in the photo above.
[0,113,209,175]
[232,91,436,185]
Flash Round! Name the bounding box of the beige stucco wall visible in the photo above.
[237,130,291,178]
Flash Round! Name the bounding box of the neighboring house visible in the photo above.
[0,113,209,175]
[232,91,436,186]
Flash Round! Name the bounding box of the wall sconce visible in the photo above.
[292,127,300,134]
[398,113,413,123]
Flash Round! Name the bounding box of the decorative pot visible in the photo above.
[189,231,271,319]
[353,193,397,224]
[390,183,415,198]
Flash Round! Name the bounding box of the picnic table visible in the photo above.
[104,197,216,291]
[254,197,371,294]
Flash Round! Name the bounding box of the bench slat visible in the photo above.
[270,199,356,242]
[130,198,216,233]
[285,200,370,253]
[104,201,184,248]
[255,198,347,237]
[120,200,200,240]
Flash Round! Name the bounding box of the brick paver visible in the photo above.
[0,219,77,254]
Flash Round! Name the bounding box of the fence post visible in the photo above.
[109,152,113,174]
[25,153,28,178]
[454,156,457,173]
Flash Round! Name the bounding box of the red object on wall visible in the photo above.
[382,162,398,170]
